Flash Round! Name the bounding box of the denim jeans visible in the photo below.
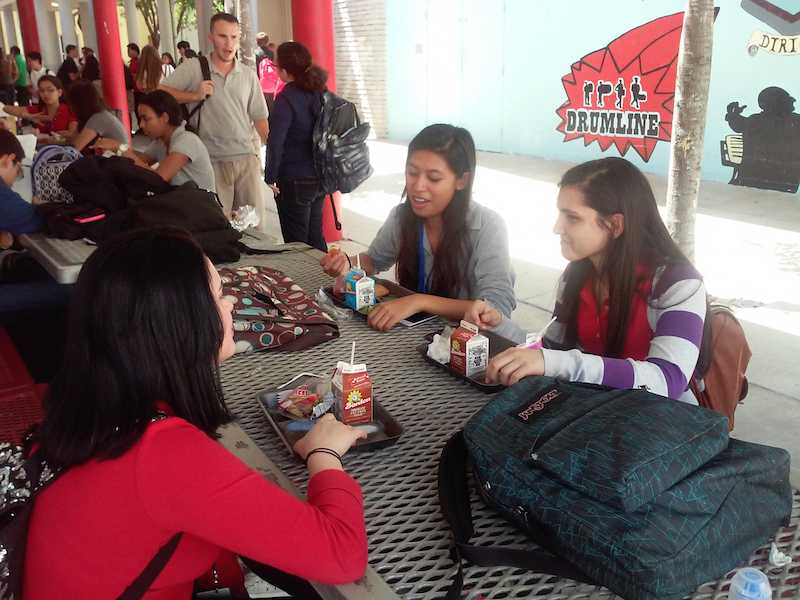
[275,177,327,252]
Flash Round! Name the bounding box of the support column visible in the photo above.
[36,5,60,70]
[156,0,174,54]
[58,0,78,49]
[78,1,97,51]
[16,0,40,53]
[195,0,211,55]
[124,0,139,46]
[93,0,130,135]
[291,0,342,242]
[1,8,16,49]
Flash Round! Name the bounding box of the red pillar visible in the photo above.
[93,0,131,136]
[291,0,343,243]
[16,0,41,53]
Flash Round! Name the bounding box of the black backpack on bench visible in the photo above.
[439,377,792,600]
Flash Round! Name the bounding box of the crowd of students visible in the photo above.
[0,10,715,599]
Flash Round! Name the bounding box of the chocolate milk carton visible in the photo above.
[344,269,375,311]
[332,361,374,424]
[450,320,489,377]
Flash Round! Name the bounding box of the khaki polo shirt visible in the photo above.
[163,54,268,161]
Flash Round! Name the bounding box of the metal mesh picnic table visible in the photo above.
[219,248,800,600]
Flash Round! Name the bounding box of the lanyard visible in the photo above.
[417,222,427,294]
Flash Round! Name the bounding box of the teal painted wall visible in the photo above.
[386,0,800,186]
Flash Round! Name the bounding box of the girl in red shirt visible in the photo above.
[24,228,368,598]
[3,75,77,140]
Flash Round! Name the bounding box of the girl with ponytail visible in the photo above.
[265,41,330,251]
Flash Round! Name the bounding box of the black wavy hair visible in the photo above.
[138,89,183,127]
[276,41,327,93]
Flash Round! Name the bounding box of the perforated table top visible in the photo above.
[220,249,800,600]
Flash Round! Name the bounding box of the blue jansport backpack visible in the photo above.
[438,377,792,600]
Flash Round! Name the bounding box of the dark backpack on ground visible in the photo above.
[438,377,792,600]
[312,91,373,229]
[182,55,212,135]
[218,265,339,353]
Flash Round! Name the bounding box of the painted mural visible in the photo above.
[555,12,686,162]
[722,87,800,193]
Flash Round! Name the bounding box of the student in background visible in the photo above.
[177,40,192,65]
[2,75,78,142]
[10,46,29,106]
[66,80,129,152]
[81,47,101,83]
[56,45,81,91]
[136,45,165,94]
[26,52,51,104]
[0,129,40,239]
[320,124,516,331]
[469,157,706,403]
[95,90,216,192]
[0,49,18,104]
[161,52,176,78]
[161,12,268,222]
[265,41,328,250]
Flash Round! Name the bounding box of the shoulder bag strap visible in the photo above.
[116,532,183,599]
[185,56,212,128]
[438,432,595,599]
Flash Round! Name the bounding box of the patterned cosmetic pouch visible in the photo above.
[219,265,339,353]
[31,145,82,203]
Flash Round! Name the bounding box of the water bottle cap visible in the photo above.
[729,568,771,600]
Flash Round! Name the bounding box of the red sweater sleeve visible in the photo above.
[135,418,368,584]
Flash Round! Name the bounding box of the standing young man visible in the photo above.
[161,13,269,223]
[10,47,29,106]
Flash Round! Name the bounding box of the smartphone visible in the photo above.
[399,311,438,327]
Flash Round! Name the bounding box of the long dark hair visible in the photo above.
[276,41,327,93]
[556,157,690,357]
[66,80,106,129]
[396,124,476,298]
[39,228,233,468]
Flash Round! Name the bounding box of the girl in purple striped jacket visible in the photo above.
[468,157,706,403]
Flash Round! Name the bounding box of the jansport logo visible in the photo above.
[510,385,569,423]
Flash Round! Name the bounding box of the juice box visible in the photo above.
[332,360,374,424]
[450,320,489,377]
[344,269,375,311]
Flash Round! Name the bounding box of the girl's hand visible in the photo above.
[28,113,53,123]
[486,347,545,386]
[464,300,502,329]
[319,248,350,277]
[294,413,367,461]
[0,231,14,250]
[93,138,119,152]
[367,295,419,331]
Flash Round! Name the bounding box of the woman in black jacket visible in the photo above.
[265,41,328,252]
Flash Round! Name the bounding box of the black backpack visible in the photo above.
[0,440,180,600]
[312,91,373,229]
[439,377,792,600]
[182,55,212,134]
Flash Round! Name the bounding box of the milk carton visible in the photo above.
[332,360,374,425]
[343,269,375,311]
[450,320,489,377]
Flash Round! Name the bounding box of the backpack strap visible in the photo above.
[438,432,595,599]
[116,532,182,599]
[184,56,212,129]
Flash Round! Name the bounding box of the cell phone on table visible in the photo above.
[399,311,438,327]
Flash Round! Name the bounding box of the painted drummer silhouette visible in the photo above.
[630,76,647,109]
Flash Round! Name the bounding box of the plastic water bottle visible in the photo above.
[728,568,772,600]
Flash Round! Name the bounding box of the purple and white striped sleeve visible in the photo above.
[541,267,706,402]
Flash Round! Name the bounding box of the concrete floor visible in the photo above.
[260,140,800,487]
